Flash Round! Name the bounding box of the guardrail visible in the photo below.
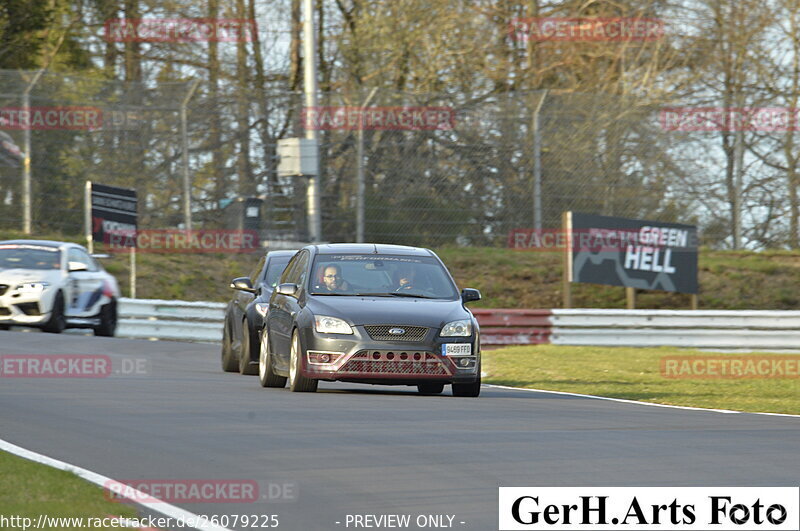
[118,298,225,342]
[117,299,800,350]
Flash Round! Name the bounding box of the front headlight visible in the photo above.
[254,303,269,318]
[440,319,472,337]
[16,282,50,294]
[314,315,354,335]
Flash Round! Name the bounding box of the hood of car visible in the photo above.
[306,295,470,328]
[0,268,61,286]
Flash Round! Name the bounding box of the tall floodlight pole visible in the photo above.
[180,79,200,229]
[303,0,321,242]
[356,87,378,243]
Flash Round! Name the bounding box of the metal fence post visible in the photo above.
[356,87,378,243]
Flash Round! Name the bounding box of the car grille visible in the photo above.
[364,325,428,342]
[338,350,450,376]
[15,302,40,316]
[0,285,8,296]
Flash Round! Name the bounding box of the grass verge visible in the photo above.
[0,450,139,529]
[482,345,800,415]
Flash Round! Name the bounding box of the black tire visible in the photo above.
[259,328,287,388]
[42,291,66,334]
[239,318,258,375]
[221,315,238,372]
[452,373,481,397]
[288,330,317,392]
[417,382,445,395]
[93,301,117,337]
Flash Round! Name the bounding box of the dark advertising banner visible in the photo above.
[569,212,698,294]
[90,183,138,246]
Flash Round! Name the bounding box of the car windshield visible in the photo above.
[309,254,458,299]
[264,256,292,287]
[0,245,61,270]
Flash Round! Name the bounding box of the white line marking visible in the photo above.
[483,384,800,418]
[0,438,233,531]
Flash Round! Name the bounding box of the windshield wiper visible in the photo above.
[357,292,437,299]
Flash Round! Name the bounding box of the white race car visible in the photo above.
[0,240,120,336]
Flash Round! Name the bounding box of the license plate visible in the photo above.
[442,343,471,356]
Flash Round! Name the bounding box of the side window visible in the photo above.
[249,256,266,285]
[283,251,309,285]
[68,249,97,272]
[279,254,301,285]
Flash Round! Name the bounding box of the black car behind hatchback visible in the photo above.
[258,244,482,396]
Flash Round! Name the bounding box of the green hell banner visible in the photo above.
[567,212,698,294]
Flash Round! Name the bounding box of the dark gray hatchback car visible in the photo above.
[259,244,482,396]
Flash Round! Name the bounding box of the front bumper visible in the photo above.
[0,287,53,325]
[298,324,479,385]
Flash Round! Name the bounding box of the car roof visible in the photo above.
[311,243,433,256]
[0,239,81,249]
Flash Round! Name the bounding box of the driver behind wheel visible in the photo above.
[316,264,352,293]
[395,267,417,292]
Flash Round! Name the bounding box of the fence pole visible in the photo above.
[356,87,378,243]
[303,0,321,242]
[532,90,547,230]
[21,69,46,234]
[180,79,200,230]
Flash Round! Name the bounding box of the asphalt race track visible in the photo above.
[1,330,798,531]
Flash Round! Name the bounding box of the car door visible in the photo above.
[65,248,104,317]
[232,255,265,340]
[268,250,308,364]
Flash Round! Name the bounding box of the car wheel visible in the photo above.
[42,291,66,334]
[238,318,258,375]
[417,382,445,395]
[221,316,238,372]
[452,373,481,397]
[93,300,117,337]
[288,329,317,393]
[259,328,287,388]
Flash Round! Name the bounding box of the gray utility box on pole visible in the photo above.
[277,138,319,177]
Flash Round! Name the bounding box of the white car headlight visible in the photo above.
[254,303,269,318]
[314,315,354,335]
[440,319,472,337]
[16,282,50,294]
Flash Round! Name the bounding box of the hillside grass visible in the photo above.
[2,229,800,309]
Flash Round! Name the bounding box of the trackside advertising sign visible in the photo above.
[499,487,799,531]
[90,183,137,246]
[568,212,698,294]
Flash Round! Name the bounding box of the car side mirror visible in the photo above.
[276,283,299,297]
[461,288,481,304]
[68,261,88,272]
[230,277,255,293]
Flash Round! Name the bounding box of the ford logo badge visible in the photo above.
[388,328,405,335]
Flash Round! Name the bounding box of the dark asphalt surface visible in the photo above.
[0,330,798,531]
